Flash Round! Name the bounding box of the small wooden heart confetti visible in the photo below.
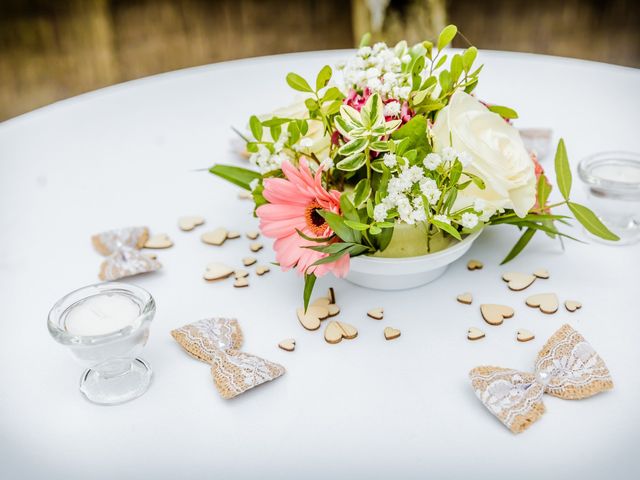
[533,268,550,279]
[242,256,257,266]
[384,327,401,340]
[517,329,535,342]
[367,308,384,320]
[227,231,241,239]
[565,300,582,312]
[233,277,249,288]
[480,304,514,326]
[278,338,295,352]
[324,321,358,344]
[328,287,336,304]
[525,293,559,314]
[250,242,263,252]
[456,292,473,305]
[246,231,260,240]
[238,190,252,200]
[201,228,228,246]
[467,259,483,270]
[234,269,249,279]
[296,306,329,331]
[144,233,173,249]
[502,272,536,291]
[178,216,204,231]
[467,327,485,341]
[255,265,270,276]
[204,262,234,281]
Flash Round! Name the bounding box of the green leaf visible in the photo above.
[536,173,552,210]
[249,115,262,141]
[209,164,261,190]
[318,210,356,242]
[286,72,313,93]
[437,24,457,51]
[295,228,333,243]
[439,69,452,93]
[487,105,518,119]
[462,46,477,71]
[339,194,360,222]
[390,115,430,158]
[322,86,343,102]
[306,242,354,254]
[554,138,572,200]
[303,273,317,311]
[344,219,370,231]
[500,228,536,264]
[450,54,463,81]
[315,65,332,91]
[567,202,620,241]
[353,178,371,207]
[361,93,382,128]
[359,32,371,48]
[336,152,367,171]
[431,219,462,240]
[338,138,368,156]
[434,54,448,70]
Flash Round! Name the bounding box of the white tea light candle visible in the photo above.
[65,293,140,336]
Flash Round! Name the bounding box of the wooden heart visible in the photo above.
[517,329,535,342]
[238,190,252,200]
[178,216,204,231]
[242,256,257,266]
[278,338,295,352]
[367,308,384,320]
[467,259,483,270]
[250,242,263,252]
[565,300,582,312]
[144,233,173,249]
[480,304,514,326]
[384,327,401,340]
[502,272,536,291]
[204,262,234,281]
[328,287,336,304]
[311,297,339,317]
[227,231,241,239]
[526,293,559,314]
[234,269,249,279]
[467,327,485,340]
[256,265,270,276]
[456,292,473,305]
[201,228,228,246]
[246,230,260,240]
[533,268,550,279]
[296,306,329,331]
[324,321,358,344]
[233,277,249,288]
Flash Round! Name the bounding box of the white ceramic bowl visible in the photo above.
[346,229,482,290]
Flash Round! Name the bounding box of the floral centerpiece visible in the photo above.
[211,25,617,307]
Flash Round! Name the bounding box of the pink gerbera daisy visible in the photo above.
[256,159,350,278]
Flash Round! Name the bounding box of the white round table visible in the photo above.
[1,50,639,479]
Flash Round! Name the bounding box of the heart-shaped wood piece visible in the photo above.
[502,272,536,291]
[250,242,263,252]
[517,329,535,342]
[278,338,295,352]
[227,231,241,239]
[296,306,329,331]
[456,292,473,305]
[144,233,173,249]
[246,231,260,240]
[234,269,249,279]
[467,327,485,340]
[255,265,270,276]
[565,300,582,312]
[242,256,257,266]
[178,216,204,231]
[324,321,358,344]
[525,293,559,314]
[238,190,252,200]
[201,228,228,246]
[367,308,384,320]
[311,297,339,316]
[467,259,483,270]
[204,262,234,281]
[533,268,550,279]
[384,327,401,340]
[328,287,336,304]
[233,277,249,288]
[480,304,514,326]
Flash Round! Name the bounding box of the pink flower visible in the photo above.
[343,88,413,124]
[256,159,350,278]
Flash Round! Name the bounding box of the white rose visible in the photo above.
[432,91,536,217]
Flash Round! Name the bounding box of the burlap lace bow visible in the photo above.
[470,324,613,433]
[92,226,161,280]
[171,318,285,399]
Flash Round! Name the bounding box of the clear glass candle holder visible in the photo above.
[578,151,640,245]
[48,282,155,405]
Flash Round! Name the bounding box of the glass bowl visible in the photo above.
[48,282,155,405]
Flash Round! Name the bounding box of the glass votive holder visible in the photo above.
[578,151,640,245]
[48,282,155,405]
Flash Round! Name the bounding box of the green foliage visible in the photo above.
[568,202,619,241]
[554,138,572,200]
[487,105,518,119]
[209,164,261,190]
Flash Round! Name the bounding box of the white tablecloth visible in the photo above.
[1,50,639,480]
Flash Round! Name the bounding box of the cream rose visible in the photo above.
[432,91,536,218]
